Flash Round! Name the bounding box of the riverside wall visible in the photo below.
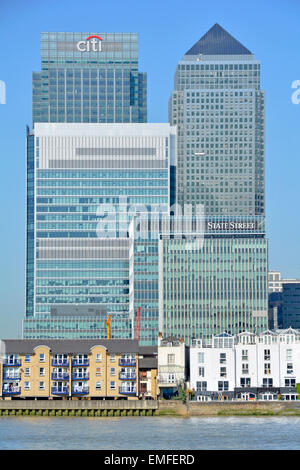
[1,399,300,416]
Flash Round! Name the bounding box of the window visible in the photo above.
[198,352,204,363]
[96,354,102,363]
[96,382,102,391]
[218,381,229,391]
[24,368,30,377]
[242,350,248,361]
[242,363,249,375]
[39,382,45,391]
[25,354,30,363]
[110,354,116,363]
[196,381,207,392]
[220,353,226,364]
[110,381,116,390]
[262,378,273,387]
[220,367,227,377]
[39,353,45,363]
[287,363,294,375]
[286,349,293,361]
[264,350,270,361]
[110,367,116,376]
[39,368,45,376]
[240,377,251,388]
[285,379,296,387]
[167,354,175,364]
[24,382,30,391]
[96,367,101,377]
[198,367,205,377]
[264,363,271,375]
[168,373,175,383]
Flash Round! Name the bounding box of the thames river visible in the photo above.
[0,416,299,449]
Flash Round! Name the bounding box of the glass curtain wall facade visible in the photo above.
[24,123,175,339]
[159,219,268,344]
[33,32,147,124]
[169,24,265,216]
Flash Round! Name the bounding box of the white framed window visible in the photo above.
[264,350,270,361]
[110,367,116,376]
[39,382,45,391]
[220,353,226,364]
[168,373,175,384]
[242,363,249,375]
[264,363,271,375]
[110,354,116,363]
[220,367,227,377]
[96,353,102,363]
[39,353,45,363]
[96,367,102,377]
[286,349,293,361]
[167,354,175,364]
[24,368,30,377]
[198,367,205,377]
[39,368,45,376]
[96,382,102,391]
[110,381,116,390]
[24,382,30,391]
[25,354,30,363]
[242,350,248,361]
[198,352,204,363]
[287,363,294,375]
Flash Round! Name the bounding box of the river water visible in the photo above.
[0,416,299,449]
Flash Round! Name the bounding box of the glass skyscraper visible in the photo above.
[169,24,265,216]
[159,217,268,344]
[33,32,147,124]
[24,123,175,339]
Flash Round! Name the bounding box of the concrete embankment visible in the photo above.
[158,400,300,417]
[1,399,300,417]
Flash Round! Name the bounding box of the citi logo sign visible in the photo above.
[77,35,103,52]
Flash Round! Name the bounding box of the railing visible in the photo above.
[119,387,136,395]
[51,387,69,395]
[71,373,89,380]
[119,373,136,380]
[3,360,21,367]
[2,386,21,395]
[51,359,69,367]
[119,359,136,367]
[72,359,89,366]
[71,387,89,395]
[3,374,21,381]
[51,373,69,380]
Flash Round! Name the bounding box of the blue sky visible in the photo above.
[0,0,299,337]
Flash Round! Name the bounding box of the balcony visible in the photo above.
[3,360,21,367]
[71,373,89,380]
[52,359,69,367]
[119,359,136,367]
[51,373,69,380]
[119,373,136,380]
[119,387,136,395]
[72,359,89,366]
[3,374,21,381]
[71,387,89,395]
[51,387,69,395]
[2,386,21,395]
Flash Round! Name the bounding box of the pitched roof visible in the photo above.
[185,23,252,56]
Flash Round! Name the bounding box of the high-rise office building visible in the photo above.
[24,123,175,339]
[159,216,268,344]
[169,23,265,216]
[33,32,147,124]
